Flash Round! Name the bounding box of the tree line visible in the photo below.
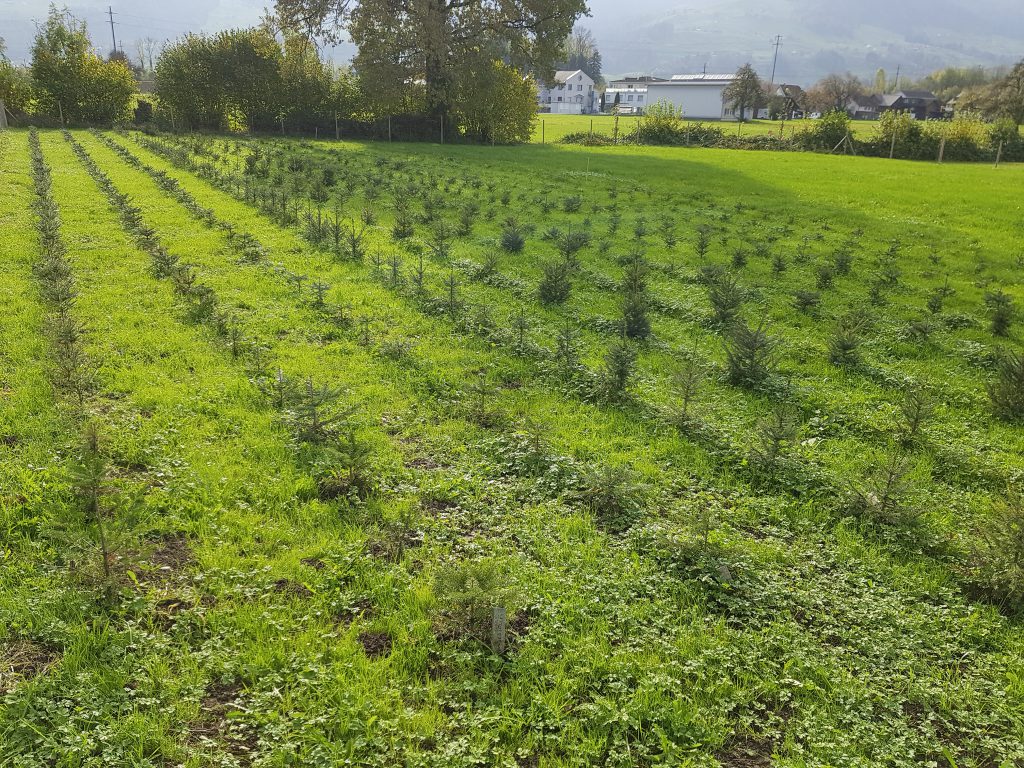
[1,8,136,124]
[714,61,1024,127]
[803,64,1024,124]
[3,3,1020,141]
[2,2,590,143]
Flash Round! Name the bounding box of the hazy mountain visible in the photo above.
[2,0,1018,87]
[585,0,1022,83]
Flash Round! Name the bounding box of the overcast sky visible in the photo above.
[2,0,1019,82]
[1,0,271,62]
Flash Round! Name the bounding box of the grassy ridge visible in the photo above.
[0,131,68,538]
[1,128,1022,767]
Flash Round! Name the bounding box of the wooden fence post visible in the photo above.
[541,120,545,144]
[995,141,1004,167]
[0,100,7,131]
[335,113,339,141]
[888,128,897,159]
[490,606,507,655]
[58,101,64,127]
[440,116,444,144]
[388,115,392,143]
[937,137,945,163]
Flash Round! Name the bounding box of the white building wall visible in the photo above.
[644,84,728,120]
[604,87,648,111]
[548,102,584,115]
[537,70,597,114]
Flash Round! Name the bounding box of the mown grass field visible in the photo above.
[530,114,880,143]
[2,127,1023,767]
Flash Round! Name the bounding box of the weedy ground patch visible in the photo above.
[1,128,1023,767]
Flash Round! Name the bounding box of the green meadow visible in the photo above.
[2,127,1023,767]
[530,114,880,143]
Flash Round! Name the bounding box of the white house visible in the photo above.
[644,74,753,121]
[602,76,668,113]
[537,70,597,115]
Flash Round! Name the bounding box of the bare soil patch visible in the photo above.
[357,630,393,659]
[0,639,60,694]
[715,736,774,767]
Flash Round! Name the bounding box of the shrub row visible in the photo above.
[563,107,1024,163]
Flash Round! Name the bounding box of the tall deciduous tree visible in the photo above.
[806,72,864,113]
[874,68,887,93]
[954,79,1017,122]
[908,65,1000,102]
[155,34,224,128]
[1,38,34,116]
[279,35,334,129]
[994,59,1024,125]
[156,28,282,130]
[275,0,587,121]
[218,28,283,129]
[30,7,136,124]
[559,26,602,85]
[134,37,160,74]
[330,65,364,119]
[454,59,537,143]
[275,0,353,44]
[723,63,763,122]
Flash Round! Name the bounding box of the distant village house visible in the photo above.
[846,90,942,120]
[537,70,598,115]
[755,83,806,120]
[602,76,669,114]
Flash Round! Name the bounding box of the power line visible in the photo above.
[117,11,196,25]
[104,12,242,40]
[115,21,196,36]
[769,34,782,85]
[107,5,118,53]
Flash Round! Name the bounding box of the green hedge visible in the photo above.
[560,108,1023,163]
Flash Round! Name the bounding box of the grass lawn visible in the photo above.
[531,113,879,143]
[2,127,1023,767]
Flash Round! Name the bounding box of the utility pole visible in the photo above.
[893,64,900,92]
[107,6,117,53]
[769,35,782,86]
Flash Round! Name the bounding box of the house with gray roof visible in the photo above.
[537,69,598,115]
[847,90,942,120]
